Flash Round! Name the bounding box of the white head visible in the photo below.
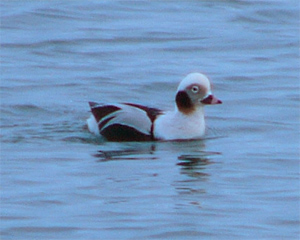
[175,73,222,114]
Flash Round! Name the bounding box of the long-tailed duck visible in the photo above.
[87,73,222,141]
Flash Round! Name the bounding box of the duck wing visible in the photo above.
[88,102,162,141]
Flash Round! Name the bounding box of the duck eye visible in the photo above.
[191,86,199,93]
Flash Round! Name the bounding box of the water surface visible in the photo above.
[1,1,299,239]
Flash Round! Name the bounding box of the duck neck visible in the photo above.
[175,105,205,119]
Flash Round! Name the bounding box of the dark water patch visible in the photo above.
[256,8,299,24]
[4,226,80,234]
[2,35,203,51]
[1,39,80,49]
[33,8,81,21]
[231,14,269,25]
[0,215,32,221]
[149,230,213,239]
[163,44,207,53]
[62,135,103,145]
[10,104,45,112]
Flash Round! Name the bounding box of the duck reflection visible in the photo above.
[92,140,221,209]
[93,143,157,162]
[177,151,220,178]
[174,151,221,209]
[93,140,220,175]
[177,154,211,177]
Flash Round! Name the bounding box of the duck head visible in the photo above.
[175,73,222,114]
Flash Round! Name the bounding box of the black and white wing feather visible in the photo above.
[87,102,162,141]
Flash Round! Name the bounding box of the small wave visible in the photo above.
[13,104,43,111]
[1,104,51,118]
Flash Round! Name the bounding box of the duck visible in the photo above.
[87,72,222,141]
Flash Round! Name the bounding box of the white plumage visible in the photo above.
[87,73,222,141]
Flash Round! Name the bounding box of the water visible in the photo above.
[1,1,299,239]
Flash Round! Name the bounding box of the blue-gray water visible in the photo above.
[1,1,299,239]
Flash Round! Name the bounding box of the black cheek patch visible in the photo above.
[175,91,194,114]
